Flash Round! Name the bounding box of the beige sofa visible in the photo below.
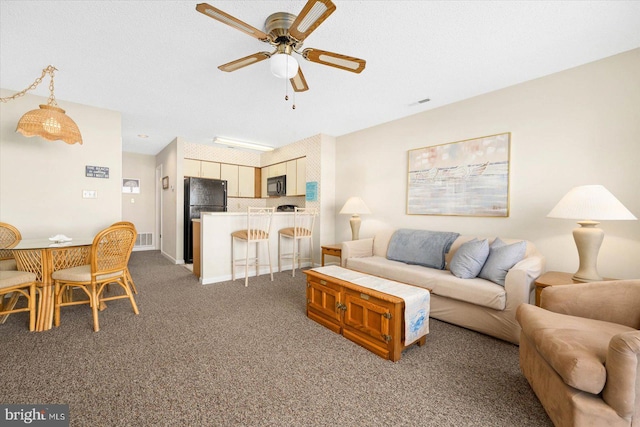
[341,228,544,344]
[517,280,640,426]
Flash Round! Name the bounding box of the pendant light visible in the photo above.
[0,65,83,145]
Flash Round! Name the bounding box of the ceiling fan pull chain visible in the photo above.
[292,90,296,110]
[284,55,290,101]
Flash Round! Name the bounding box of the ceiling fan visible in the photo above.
[195,0,366,93]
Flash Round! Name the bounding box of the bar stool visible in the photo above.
[231,207,275,287]
[278,207,317,277]
[0,270,37,331]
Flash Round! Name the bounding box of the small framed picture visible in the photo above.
[162,176,169,190]
[122,178,140,194]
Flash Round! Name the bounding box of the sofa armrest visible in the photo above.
[602,330,640,419]
[341,238,374,267]
[541,280,640,328]
[504,255,545,307]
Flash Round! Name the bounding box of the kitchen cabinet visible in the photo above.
[183,159,220,179]
[286,160,296,196]
[184,159,201,177]
[296,157,306,195]
[238,166,255,198]
[221,164,257,198]
[200,161,221,179]
[270,162,287,177]
[220,164,239,197]
[260,156,306,198]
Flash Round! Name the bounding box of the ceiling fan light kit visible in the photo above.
[270,53,299,79]
[196,0,366,95]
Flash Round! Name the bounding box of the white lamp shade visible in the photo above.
[547,185,636,221]
[340,197,371,215]
[270,53,299,79]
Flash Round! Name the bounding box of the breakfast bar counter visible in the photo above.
[198,212,315,284]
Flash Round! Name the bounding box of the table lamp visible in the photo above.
[340,197,371,240]
[547,185,636,282]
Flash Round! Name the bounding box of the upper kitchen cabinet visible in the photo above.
[286,160,296,196]
[296,157,306,195]
[238,165,257,198]
[184,159,221,179]
[221,164,258,198]
[261,157,306,198]
[200,161,221,179]
[220,164,239,197]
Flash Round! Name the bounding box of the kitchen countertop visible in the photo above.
[193,211,294,222]
[201,211,295,216]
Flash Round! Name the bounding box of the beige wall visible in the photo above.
[155,137,182,262]
[122,152,156,237]
[0,89,122,238]
[335,48,640,279]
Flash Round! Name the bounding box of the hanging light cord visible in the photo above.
[0,65,58,106]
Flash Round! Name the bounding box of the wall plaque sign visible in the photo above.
[306,181,318,202]
[85,165,110,179]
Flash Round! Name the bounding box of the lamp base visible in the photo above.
[349,215,361,241]
[571,221,604,282]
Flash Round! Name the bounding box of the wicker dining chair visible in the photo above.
[0,222,21,271]
[111,221,138,294]
[278,207,317,277]
[0,270,37,331]
[52,224,139,332]
[231,207,275,287]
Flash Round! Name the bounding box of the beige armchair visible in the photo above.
[516,280,640,427]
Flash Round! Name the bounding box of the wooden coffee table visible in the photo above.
[304,266,429,361]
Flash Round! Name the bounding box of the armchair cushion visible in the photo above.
[517,303,635,394]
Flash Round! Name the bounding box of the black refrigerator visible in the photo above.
[184,177,227,263]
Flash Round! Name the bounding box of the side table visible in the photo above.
[534,271,615,307]
[321,244,342,266]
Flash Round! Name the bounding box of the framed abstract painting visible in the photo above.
[407,133,511,216]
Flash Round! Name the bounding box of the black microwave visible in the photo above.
[267,175,286,196]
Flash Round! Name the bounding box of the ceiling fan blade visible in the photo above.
[196,3,270,42]
[288,0,336,42]
[290,68,309,92]
[302,48,366,74]
[218,52,272,72]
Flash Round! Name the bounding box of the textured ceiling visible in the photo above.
[1,1,639,155]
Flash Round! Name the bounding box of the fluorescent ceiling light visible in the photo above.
[212,137,274,152]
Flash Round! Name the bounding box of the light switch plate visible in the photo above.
[82,190,97,199]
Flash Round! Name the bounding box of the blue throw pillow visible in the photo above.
[449,238,490,279]
[478,238,527,286]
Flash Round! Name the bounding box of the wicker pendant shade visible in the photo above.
[1,65,83,145]
[17,104,82,145]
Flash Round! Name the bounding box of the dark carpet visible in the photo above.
[1,251,552,426]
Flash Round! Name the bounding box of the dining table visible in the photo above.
[11,237,93,331]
